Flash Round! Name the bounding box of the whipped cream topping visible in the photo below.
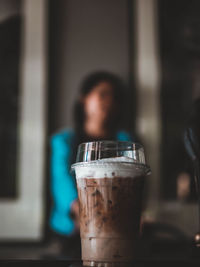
[73,156,148,179]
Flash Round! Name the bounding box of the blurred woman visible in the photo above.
[49,71,135,254]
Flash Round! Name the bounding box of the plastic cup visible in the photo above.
[72,141,151,267]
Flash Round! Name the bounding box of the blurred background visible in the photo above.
[0,0,200,260]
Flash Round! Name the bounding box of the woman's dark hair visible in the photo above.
[74,71,127,138]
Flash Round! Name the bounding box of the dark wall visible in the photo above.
[159,0,200,199]
[0,0,22,199]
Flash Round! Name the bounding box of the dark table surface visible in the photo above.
[1,259,200,267]
[1,240,200,267]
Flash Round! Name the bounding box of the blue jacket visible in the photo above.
[49,128,132,236]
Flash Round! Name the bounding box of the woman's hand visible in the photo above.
[70,199,80,231]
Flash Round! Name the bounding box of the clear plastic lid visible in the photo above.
[72,141,151,175]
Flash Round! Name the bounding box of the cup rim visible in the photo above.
[77,140,143,151]
[72,140,151,175]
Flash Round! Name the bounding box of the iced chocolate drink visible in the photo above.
[72,142,150,267]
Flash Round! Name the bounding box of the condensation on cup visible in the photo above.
[72,141,151,267]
